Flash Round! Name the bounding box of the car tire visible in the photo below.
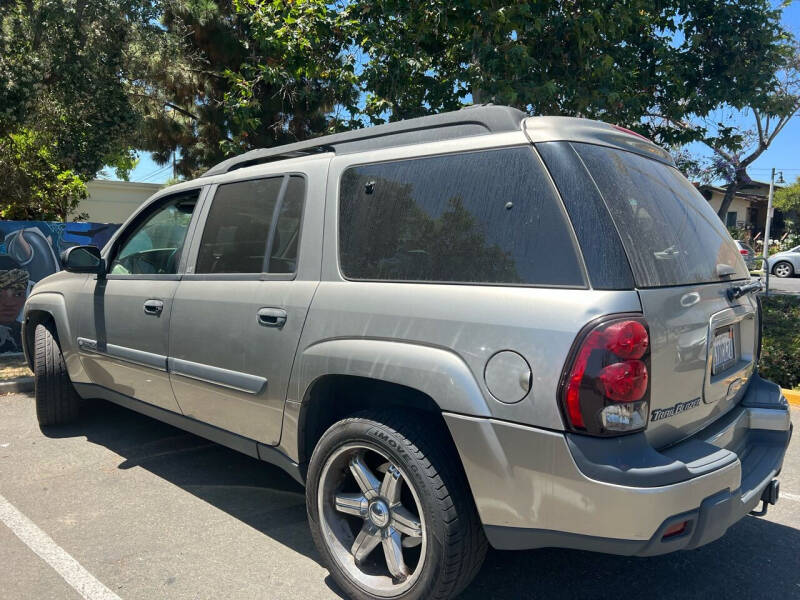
[306,410,487,600]
[772,261,794,278]
[34,323,81,427]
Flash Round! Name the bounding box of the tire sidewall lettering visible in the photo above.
[365,426,419,477]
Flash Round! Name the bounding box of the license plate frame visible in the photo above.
[712,326,736,375]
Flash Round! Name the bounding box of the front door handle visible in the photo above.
[257,307,287,328]
[143,299,164,316]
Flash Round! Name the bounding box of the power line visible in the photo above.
[138,163,173,182]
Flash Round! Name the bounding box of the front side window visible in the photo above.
[195,175,305,274]
[109,191,198,275]
[338,147,584,286]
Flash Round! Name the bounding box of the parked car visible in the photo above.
[765,245,800,278]
[23,106,791,600]
[735,240,756,270]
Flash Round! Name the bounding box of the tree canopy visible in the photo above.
[775,177,800,214]
[0,0,797,209]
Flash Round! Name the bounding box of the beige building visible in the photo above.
[78,180,163,223]
[697,181,778,234]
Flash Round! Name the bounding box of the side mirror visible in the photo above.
[61,245,105,275]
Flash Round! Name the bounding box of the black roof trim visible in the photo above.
[202,105,527,177]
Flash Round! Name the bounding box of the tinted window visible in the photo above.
[196,176,304,274]
[110,192,197,275]
[268,177,305,274]
[574,143,749,287]
[338,147,584,286]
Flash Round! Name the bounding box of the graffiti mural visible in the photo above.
[0,221,120,354]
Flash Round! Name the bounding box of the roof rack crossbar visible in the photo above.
[201,105,527,177]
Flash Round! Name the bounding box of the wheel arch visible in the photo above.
[22,293,82,379]
[295,374,450,465]
[22,309,56,369]
[286,338,492,465]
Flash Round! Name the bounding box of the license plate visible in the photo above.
[712,327,736,374]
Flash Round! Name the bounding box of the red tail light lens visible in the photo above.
[561,316,651,435]
[739,249,749,255]
[597,360,648,403]
[603,320,648,359]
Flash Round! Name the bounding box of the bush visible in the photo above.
[758,295,800,390]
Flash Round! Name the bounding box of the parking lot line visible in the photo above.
[0,492,122,600]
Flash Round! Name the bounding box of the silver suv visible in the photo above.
[23,106,791,600]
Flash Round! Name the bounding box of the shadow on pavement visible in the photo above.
[44,400,799,600]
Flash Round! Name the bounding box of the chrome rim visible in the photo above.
[774,263,792,277]
[318,443,426,597]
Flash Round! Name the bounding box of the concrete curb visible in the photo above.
[0,377,33,394]
[783,388,800,407]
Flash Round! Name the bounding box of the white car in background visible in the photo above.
[766,245,800,278]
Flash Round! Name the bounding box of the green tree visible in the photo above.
[650,49,800,219]
[338,0,794,130]
[0,130,87,222]
[136,0,359,178]
[775,177,800,214]
[0,1,161,179]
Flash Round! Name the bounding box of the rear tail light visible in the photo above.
[740,249,749,255]
[560,316,651,435]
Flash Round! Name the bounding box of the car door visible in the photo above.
[77,188,203,412]
[167,163,325,446]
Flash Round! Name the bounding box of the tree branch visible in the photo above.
[766,101,800,146]
[164,102,199,121]
[753,108,766,147]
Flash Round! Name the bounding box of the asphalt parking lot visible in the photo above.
[1,393,798,600]
[765,275,800,295]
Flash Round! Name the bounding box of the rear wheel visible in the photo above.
[34,323,81,427]
[772,261,794,278]
[306,411,486,600]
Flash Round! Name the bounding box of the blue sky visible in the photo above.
[107,2,800,186]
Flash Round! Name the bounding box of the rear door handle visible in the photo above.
[143,299,164,316]
[257,307,287,328]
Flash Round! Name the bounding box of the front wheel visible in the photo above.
[34,323,81,427]
[772,261,794,278]
[306,411,486,600]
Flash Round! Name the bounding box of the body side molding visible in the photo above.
[168,357,267,395]
[74,339,267,394]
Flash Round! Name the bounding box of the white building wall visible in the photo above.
[705,191,751,227]
[78,180,163,224]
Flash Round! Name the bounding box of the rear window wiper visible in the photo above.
[716,263,736,278]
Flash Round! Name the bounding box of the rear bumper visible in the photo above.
[444,375,791,556]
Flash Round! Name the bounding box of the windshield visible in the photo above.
[574,143,749,287]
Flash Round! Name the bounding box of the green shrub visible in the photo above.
[758,295,800,390]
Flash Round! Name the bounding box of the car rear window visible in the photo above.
[338,146,585,286]
[574,143,749,287]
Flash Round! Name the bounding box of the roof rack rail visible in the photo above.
[201,105,527,177]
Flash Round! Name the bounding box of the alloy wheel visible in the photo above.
[318,443,426,597]
[774,262,793,278]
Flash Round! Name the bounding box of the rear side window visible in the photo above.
[574,143,749,287]
[338,147,584,286]
[196,176,305,274]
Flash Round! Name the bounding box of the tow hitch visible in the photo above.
[750,479,780,516]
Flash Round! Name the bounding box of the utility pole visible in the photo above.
[762,168,785,296]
